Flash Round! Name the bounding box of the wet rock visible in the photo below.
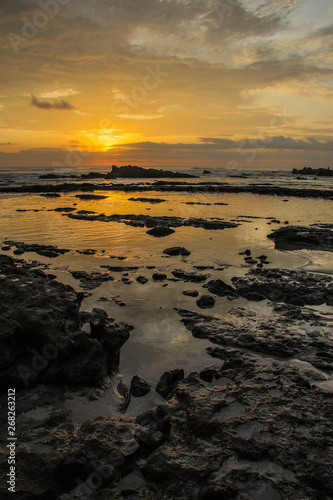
[130,375,151,397]
[76,209,96,215]
[146,226,175,237]
[136,276,148,284]
[0,256,131,391]
[204,279,237,297]
[6,240,70,258]
[70,270,114,290]
[1,245,11,251]
[128,197,166,203]
[156,368,185,399]
[268,225,333,252]
[199,365,220,383]
[163,246,191,256]
[172,269,208,282]
[152,273,167,281]
[111,164,196,178]
[182,289,199,297]
[54,207,76,212]
[231,267,333,306]
[75,194,108,200]
[197,295,216,309]
[40,192,61,198]
[175,305,333,369]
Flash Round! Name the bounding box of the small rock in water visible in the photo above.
[146,226,175,237]
[163,246,191,256]
[156,369,184,398]
[197,295,216,309]
[136,276,148,284]
[152,273,167,280]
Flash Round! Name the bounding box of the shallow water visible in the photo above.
[1,170,333,391]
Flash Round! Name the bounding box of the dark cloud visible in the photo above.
[30,95,75,110]
[115,136,333,152]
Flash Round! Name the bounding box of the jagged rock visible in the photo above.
[6,240,70,258]
[203,279,237,297]
[163,246,191,256]
[156,369,184,398]
[268,225,333,252]
[0,255,131,392]
[231,267,333,306]
[172,269,208,282]
[128,197,166,203]
[70,271,114,290]
[130,375,151,397]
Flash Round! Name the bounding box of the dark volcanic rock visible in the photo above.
[111,164,197,178]
[231,267,333,306]
[128,197,167,203]
[136,275,149,284]
[130,375,151,397]
[292,166,333,177]
[54,207,76,212]
[75,194,108,200]
[6,240,70,258]
[163,246,191,256]
[40,192,61,198]
[175,304,333,368]
[196,295,216,309]
[172,269,208,282]
[71,270,115,290]
[66,212,240,233]
[152,273,167,281]
[268,225,333,252]
[0,255,131,391]
[204,279,237,297]
[146,226,175,237]
[156,369,185,398]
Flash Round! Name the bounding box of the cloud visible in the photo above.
[30,94,75,110]
[39,89,80,98]
[115,114,163,120]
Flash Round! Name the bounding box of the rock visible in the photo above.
[268,225,333,252]
[6,240,70,258]
[1,245,11,251]
[156,369,185,398]
[199,365,220,383]
[203,170,212,174]
[0,256,132,391]
[196,295,216,309]
[136,276,148,284]
[172,269,208,282]
[75,194,108,200]
[54,207,76,212]
[163,246,191,256]
[111,164,197,178]
[146,226,175,237]
[128,197,166,203]
[204,279,237,297]
[231,268,333,306]
[152,273,167,281]
[71,270,114,290]
[130,375,151,397]
[40,192,61,198]
[292,166,333,177]
[182,289,199,297]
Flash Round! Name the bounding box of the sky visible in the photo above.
[0,0,332,171]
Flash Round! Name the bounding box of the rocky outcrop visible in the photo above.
[175,304,333,369]
[0,255,131,392]
[130,375,151,397]
[231,267,333,306]
[172,269,208,282]
[196,295,216,309]
[163,246,191,256]
[292,166,333,177]
[110,164,197,178]
[75,194,108,200]
[146,226,175,237]
[268,225,333,251]
[3,241,70,258]
[203,279,237,297]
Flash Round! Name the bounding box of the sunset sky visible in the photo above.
[0,0,332,170]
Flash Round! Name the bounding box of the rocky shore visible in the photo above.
[1,248,333,499]
[2,180,333,199]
